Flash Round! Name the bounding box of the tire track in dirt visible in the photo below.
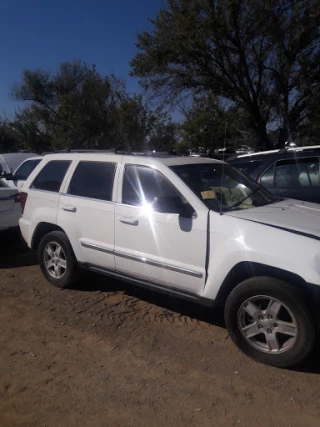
[67,290,211,330]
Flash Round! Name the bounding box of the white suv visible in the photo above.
[19,153,320,367]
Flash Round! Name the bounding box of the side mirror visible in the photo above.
[153,196,195,218]
[4,172,14,180]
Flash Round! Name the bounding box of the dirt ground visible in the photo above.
[1,232,320,427]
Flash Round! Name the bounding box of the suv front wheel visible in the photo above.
[225,277,315,368]
[39,231,79,288]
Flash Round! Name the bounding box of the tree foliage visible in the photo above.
[131,0,320,148]
[11,61,173,153]
[180,95,254,151]
[0,117,21,153]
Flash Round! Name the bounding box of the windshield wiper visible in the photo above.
[223,187,261,211]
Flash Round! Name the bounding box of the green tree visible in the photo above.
[12,61,175,153]
[0,117,21,153]
[180,95,255,152]
[114,94,156,151]
[148,118,177,151]
[131,0,320,148]
[12,61,127,151]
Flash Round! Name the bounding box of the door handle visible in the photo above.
[119,216,139,226]
[62,205,77,213]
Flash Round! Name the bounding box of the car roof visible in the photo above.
[42,152,224,167]
[20,156,43,162]
[0,152,40,173]
[230,148,320,164]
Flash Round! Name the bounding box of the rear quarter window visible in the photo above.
[31,160,71,193]
[15,159,42,180]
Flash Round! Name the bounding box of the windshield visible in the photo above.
[170,163,277,213]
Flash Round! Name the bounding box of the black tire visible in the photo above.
[224,277,315,368]
[38,231,79,288]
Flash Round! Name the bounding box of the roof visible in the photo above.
[235,145,320,160]
[42,152,224,167]
[230,148,320,164]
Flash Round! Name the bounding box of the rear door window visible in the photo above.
[31,161,71,192]
[68,161,116,201]
[275,158,319,188]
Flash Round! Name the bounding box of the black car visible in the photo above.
[229,147,320,204]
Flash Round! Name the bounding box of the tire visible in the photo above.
[224,277,315,368]
[38,231,79,288]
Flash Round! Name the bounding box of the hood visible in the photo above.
[226,199,320,240]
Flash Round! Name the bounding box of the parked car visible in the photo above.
[229,146,320,203]
[0,179,21,231]
[0,152,39,174]
[1,155,42,191]
[19,152,320,368]
[214,144,256,158]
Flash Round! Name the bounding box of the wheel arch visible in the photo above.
[215,262,310,306]
[31,222,67,249]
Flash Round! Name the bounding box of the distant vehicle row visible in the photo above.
[0,153,41,231]
[230,146,320,204]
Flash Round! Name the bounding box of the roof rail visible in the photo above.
[237,149,279,158]
[287,145,320,152]
[114,146,133,155]
[237,145,320,159]
[41,148,184,157]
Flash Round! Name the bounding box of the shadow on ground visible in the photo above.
[1,230,319,374]
[74,272,320,375]
[76,271,227,330]
[0,229,38,268]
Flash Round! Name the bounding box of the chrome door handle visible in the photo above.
[62,205,77,213]
[119,217,139,226]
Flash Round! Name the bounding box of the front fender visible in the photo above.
[203,213,320,300]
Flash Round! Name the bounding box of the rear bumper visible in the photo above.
[19,217,32,248]
[0,207,20,231]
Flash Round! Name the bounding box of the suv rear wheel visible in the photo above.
[39,231,79,288]
[225,277,315,368]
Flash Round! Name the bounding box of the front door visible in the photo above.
[114,164,208,294]
[58,160,117,270]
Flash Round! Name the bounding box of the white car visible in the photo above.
[0,180,20,231]
[1,154,42,191]
[19,152,320,368]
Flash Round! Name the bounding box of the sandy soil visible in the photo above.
[1,231,320,427]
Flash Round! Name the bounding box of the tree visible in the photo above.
[11,61,175,153]
[12,61,127,151]
[148,118,177,151]
[131,0,320,148]
[180,95,255,152]
[114,94,156,150]
[0,117,21,153]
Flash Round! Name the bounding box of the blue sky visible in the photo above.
[0,0,162,116]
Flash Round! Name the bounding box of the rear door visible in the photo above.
[58,160,117,270]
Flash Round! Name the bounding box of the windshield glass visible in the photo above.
[170,163,277,213]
